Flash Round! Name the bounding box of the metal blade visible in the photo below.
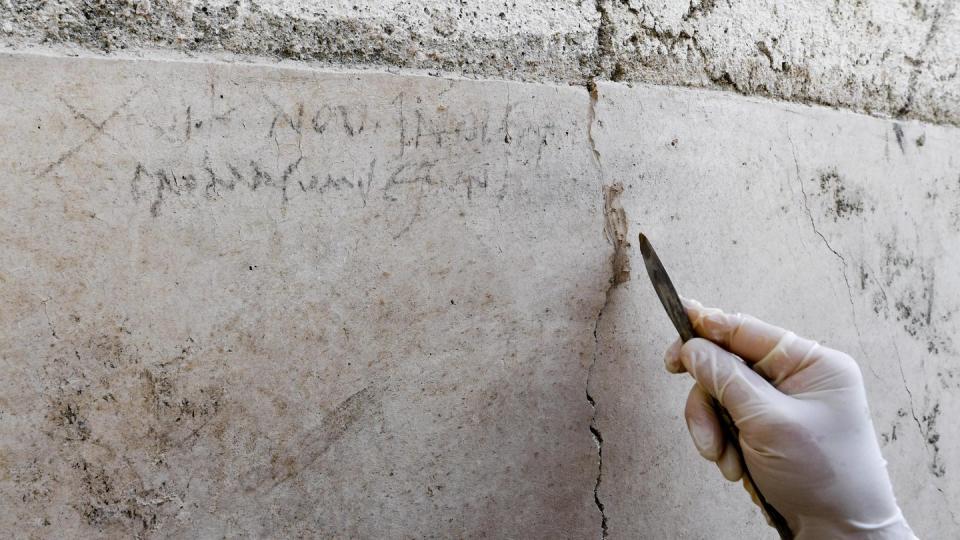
[638,233,696,342]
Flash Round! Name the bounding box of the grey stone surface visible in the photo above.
[599,0,960,126]
[0,0,602,82]
[2,0,960,125]
[1,51,959,538]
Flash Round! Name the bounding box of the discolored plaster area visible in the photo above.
[3,0,960,125]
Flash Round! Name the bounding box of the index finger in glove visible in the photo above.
[681,298,821,386]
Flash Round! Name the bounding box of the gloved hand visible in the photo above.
[664,298,917,539]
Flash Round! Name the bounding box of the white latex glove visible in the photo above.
[664,298,917,539]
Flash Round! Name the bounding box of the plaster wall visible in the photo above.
[1,51,958,538]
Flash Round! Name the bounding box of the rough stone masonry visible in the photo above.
[1,1,959,538]
[3,0,960,125]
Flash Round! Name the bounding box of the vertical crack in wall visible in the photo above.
[795,168,863,340]
[585,373,608,540]
[787,135,942,486]
[587,184,628,539]
[588,80,631,285]
[892,335,926,443]
[586,80,603,166]
[585,82,629,538]
[868,272,926,443]
[602,183,631,286]
[787,137,865,354]
[587,250,618,540]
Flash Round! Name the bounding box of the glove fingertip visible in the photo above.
[664,338,685,373]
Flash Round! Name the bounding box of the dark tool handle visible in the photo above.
[716,403,794,539]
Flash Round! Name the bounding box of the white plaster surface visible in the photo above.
[1,52,959,538]
[591,81,960,538]
[0,52,608,537]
